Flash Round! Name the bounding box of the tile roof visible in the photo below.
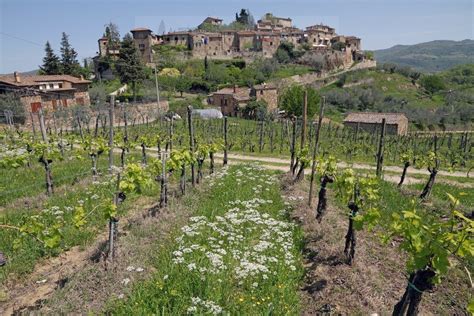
[0,74,91,87]
[212,87,251,101]
[343,112,408,125]
[131,27,152,32]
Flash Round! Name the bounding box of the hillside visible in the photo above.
[320,64,474,130]
[373,40,474,73]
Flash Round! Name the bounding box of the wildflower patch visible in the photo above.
[110,164,303,314]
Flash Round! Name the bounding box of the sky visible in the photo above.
[0,0,473,73]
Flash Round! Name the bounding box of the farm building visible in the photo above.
[343,112,409,136]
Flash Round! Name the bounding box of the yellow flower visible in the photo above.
[239,298,244,302]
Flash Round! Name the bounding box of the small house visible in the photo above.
[343,112,408,135]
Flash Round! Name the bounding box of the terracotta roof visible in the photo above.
[212,87,251,101]
[0,74,91,87]
[131,27,152,32]
[343,112,408,125]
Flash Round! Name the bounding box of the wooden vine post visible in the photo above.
[258,120,264,153]
[109,173,120,261]
[159,150,168,208]
[308,97,325,206]
[223,116,228,166]
[344,185,359,265]
[420,135,439,200]
[301,89,308,148]
[187,106,195,186]
[38,107,54,196]
[290,118,297,173]
[108,96,115,173]
[376,118,386,178]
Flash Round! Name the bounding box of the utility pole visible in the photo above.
[154,64,161,118]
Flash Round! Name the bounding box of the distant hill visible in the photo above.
[373,40,474,73]
[1,69,38,76]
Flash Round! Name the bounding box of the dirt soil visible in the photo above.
[281,174,471,315]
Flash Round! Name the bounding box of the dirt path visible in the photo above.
[212,153,473,187]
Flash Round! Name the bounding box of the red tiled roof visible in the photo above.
[0,74,91,87]
[212,87,251,100]
[131,27,152,32]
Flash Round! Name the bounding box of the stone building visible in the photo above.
[94,12,365,69]
[209,83,279,116]
[130,28,160,64]
[208,86,251,116]
[198,17,223,29]
[0,72,91,113]
[257,13,293,31]
[251,83,278,112]
[343,112,409,136]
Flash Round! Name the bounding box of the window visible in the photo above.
[270,42,273,46]
[260,90,264,95]
[58,83,62,89]
[30,102,41,113]
[139,44,145,50]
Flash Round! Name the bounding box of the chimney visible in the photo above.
[233,85,237,93]
[13,71,21,83]
[80,75,84,81]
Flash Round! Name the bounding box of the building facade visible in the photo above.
[0,72,91,113]
[95,13,365,68]
[343,112,409,136]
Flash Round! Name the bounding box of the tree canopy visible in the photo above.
[39,41,61,75]
[60,32,81,76]
[279,85,320,117]
[115,33,147,101]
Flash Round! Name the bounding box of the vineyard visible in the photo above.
[0,104,473,315]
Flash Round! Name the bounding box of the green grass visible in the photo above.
[107,165,303,315]
[407,182,474,209]
[0,152,112,206]
[0,153,156,285]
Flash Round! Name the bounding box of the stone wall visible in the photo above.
[344,122,400,135]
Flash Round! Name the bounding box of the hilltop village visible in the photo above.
[96,13,364,68]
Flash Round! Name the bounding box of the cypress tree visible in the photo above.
[60,32,80,76]
[115,33,146,101]
[39,41,61,75]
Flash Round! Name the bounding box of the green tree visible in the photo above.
[60,32,81,76]
[279,85,320,117]
[243,99,268,120]
[115,33,147,101]
[176,75,192,97]
[104,22,121,53]
[420,75,446,95]
[39,41,61,75]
